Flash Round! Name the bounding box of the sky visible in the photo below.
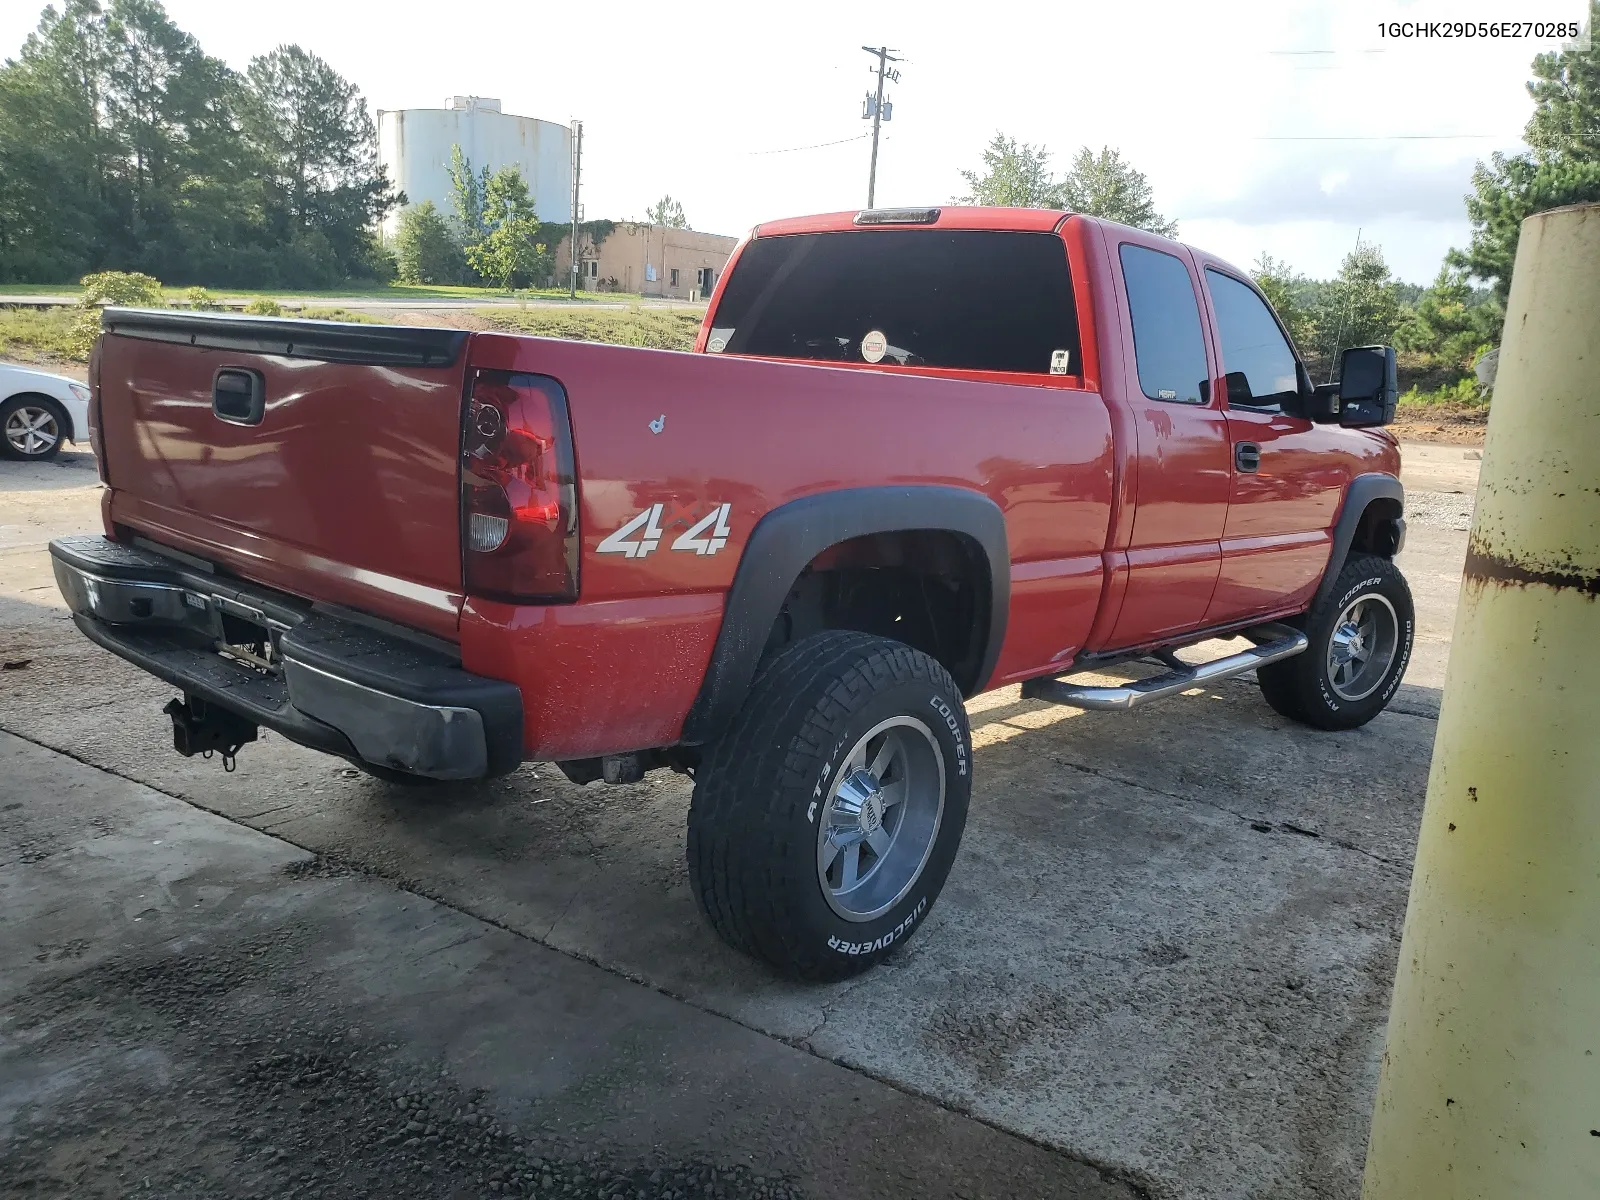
[3,0,1590,284]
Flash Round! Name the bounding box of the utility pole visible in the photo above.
[569,120,583,299]
[1362,201,1600,1199]
[861,46,902,208]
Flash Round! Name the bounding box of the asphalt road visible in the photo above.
[0,443,1483,1200]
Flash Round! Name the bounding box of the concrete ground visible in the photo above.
[0,442,1484,1200]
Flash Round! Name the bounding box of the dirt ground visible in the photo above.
[0,442,1484,1200]
[1387,405,1488,445]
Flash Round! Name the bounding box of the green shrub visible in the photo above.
[79,271,165,308]
[1397,376,1488,409]
[68,270,168,358]
[185,286,222,310]
[394,201,467,285]
[242,297,284,316]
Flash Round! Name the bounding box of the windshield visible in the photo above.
[705,229,1081,377]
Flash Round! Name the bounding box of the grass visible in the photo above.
[1395,377,1490,420]
[0,307,79,366]
[0,301,702,366]
[297,307,382,324]
[0,281,643,304]
[476,307,704,351]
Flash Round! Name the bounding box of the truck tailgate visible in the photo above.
[96,309,471,640]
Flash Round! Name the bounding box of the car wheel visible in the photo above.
[1,394,69,461]
[688,630,972,981]
[1258,555,1414,731]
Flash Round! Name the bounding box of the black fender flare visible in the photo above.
[679,485,1010,746]
[1315,472,1405,610]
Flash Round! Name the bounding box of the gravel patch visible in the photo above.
[1404,489,1475,532]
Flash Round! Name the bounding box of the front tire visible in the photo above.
[688,631,972,981]
[1,395,68,461]
[1258,554,1413,730]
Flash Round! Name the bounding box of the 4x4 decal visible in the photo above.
[597,503,732,559]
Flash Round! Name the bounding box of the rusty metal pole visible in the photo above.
[1363,203,1600,1196]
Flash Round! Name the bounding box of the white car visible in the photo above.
[1,363,91,461]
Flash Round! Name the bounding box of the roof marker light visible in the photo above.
[853,207,941,226]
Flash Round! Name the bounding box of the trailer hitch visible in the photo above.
[164,695,258,771]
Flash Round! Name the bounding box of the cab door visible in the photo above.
[1198,266,1347,624]
[1104,237,1232,648]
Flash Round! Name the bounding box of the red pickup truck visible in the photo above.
[52,206,1411,979]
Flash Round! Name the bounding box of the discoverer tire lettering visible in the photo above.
[686,630,972,981]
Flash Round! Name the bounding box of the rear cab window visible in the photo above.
[704,229,1082,380]
[1118,243,1209,405]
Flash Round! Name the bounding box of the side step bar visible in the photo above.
[1020,624,1309,712]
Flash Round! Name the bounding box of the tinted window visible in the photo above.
[1205,269,1299,410]
[706,230,1081,376]
[1118,244,1208,404]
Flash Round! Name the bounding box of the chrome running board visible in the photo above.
[1020,624,1309,712]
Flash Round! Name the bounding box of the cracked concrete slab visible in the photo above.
[0,733,1139,1199]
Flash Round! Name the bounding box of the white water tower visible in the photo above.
[377,97,572,239]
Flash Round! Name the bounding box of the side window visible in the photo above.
[1204,269,1299,410]
[1119,243,1209,404]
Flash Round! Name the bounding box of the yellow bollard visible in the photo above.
[1363,202,1600,1197]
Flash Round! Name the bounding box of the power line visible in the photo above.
[1253,134,1496,140]
[746,132,871,156]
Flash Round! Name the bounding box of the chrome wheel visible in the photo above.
[817,715,945,922]
[4,403,61,457]
[1326,593,1399,702]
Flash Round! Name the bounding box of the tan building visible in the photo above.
[554,222,739,300]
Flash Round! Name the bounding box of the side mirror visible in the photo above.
[1338,345,1398,427]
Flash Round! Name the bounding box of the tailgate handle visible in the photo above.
[213,368,265,426]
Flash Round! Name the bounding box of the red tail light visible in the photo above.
[461,370,578,602]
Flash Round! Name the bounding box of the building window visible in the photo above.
[586,260,598,279]
[698,267,715,292]
[670,268,680,288]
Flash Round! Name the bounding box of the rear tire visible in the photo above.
[1258,555,1413,730]
[688,631,972,981]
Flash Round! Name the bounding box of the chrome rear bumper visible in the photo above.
[50,534,522,780]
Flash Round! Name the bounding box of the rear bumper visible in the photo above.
[50,534,523,780]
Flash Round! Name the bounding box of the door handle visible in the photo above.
[1235,442,1261,472]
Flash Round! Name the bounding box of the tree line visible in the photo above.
[958,3,1600,400]
[394,166,693,290]
[0,0,395,288]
